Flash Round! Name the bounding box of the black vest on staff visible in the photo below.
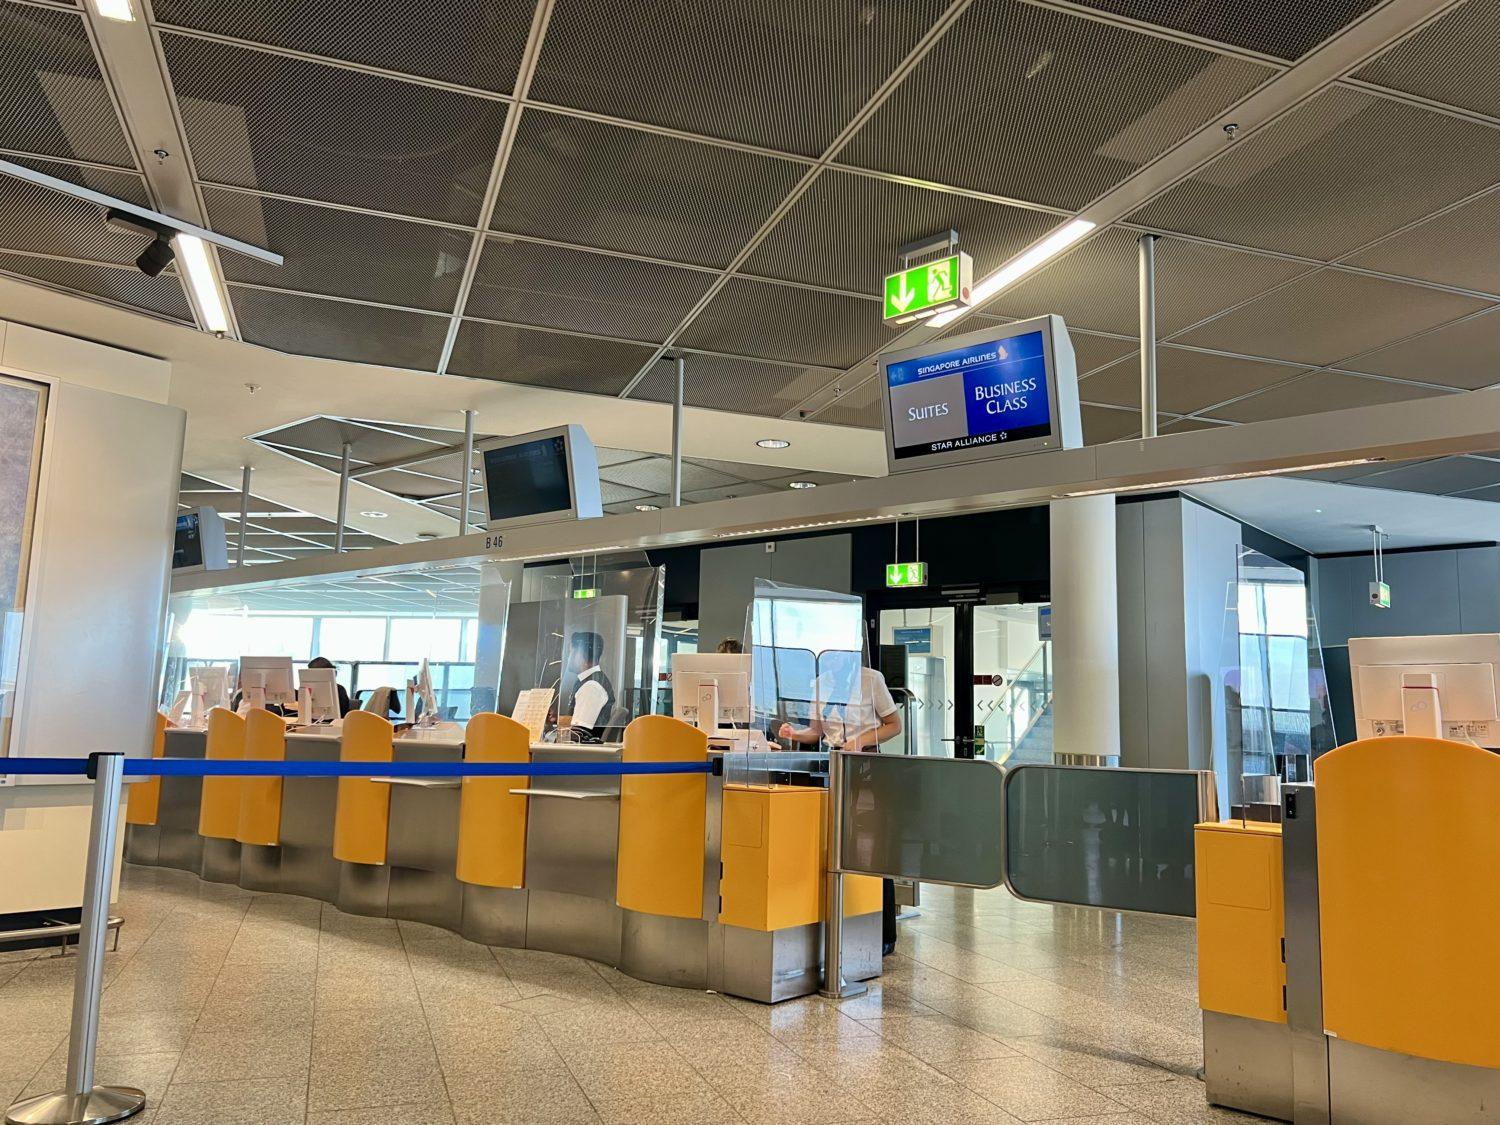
[574,667,616,743]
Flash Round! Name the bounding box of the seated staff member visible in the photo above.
[778,662,903,956]
[566,631,615,743]
[306,656,353,718]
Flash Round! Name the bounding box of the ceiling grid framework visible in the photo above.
[0,0,1497,450]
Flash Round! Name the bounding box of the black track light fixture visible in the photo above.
[105,207,175,276]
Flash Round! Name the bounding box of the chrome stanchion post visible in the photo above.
[7,753,145,1125]
[819,749,867,1000]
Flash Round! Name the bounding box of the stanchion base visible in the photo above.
[5,1086,145,1125]
[819,980,869,1000]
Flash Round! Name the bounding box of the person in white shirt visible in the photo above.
[778,662,903,955]
[566,632,614,743]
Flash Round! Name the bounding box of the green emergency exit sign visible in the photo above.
[571,587,600,600]
[883,252,974,324]
[886,562,928,588]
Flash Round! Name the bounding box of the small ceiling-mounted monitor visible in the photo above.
[878,314,1081,475]
[476,424,603,530]
[173,505,229,572]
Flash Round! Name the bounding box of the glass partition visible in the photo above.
[736,578,865,786]
[1220,547,1337,814]
[0,375,47,759]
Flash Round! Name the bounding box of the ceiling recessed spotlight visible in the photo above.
[360,510,388,518]
[635,503,661,512]
[788,481,816,490]
[756,438,791,449]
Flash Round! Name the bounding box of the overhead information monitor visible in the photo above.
[476,424,603,530]
[172,505,228,572]
[878,314,1081,474]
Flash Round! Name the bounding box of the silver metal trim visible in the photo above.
[0,159,280,266]
[333,442,351,554]
[513,788,618,800]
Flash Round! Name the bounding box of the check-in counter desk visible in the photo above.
[125,714,881,1002]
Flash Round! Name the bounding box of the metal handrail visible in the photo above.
[982,641,1053,760]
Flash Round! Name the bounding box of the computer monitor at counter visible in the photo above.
[1350,633,1500,748]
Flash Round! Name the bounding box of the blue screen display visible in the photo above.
[886,330,1052,460]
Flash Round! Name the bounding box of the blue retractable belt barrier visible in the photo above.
[3,756,712,778]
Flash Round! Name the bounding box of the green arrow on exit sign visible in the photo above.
[886,562,928,588]
[883,252,974,323]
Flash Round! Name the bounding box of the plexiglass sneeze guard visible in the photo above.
[736,578,867,787]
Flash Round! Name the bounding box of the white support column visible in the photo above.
[1049,496,1121,758]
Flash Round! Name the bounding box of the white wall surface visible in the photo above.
[0,322,179,912]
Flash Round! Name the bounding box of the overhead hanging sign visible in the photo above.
[883,252,974,324]
[885,562,928,589]
[878,314,1082,475]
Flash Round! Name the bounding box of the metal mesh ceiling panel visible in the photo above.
[1205,370,1449,424]
[1352,309,1500,391]
[630,352,838,415]
[203,188,471,312]
[447,319,656,394]
[0,251,193,321]
[812,376,883,429]
[492,110,806,269]
[741,169,1063,295]
[1354,0,1500,119]
[530,0,949,158]
[1336,456,1500,497]
[1068,0,1381,59]
[1070,330,1139,375]
[1346,190,1500,298]
[1079,347,1302,414]
[162,33,507,225]
[151,0,535,93]
[1081,405,1141,444]
[1131,88,1500,260]
[465,237,715,341]
[677,277,894,368]
[984,228,1308,336]
[602,458,743,494]
[839,1,1270,209]
[1175,271,1490,367]
[230,286,449,370]
[0,4,133,166]
[0,168,167,262]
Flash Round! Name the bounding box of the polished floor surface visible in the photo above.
[0,866,1254,1124]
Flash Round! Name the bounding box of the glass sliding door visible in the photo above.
[0,375,49,760]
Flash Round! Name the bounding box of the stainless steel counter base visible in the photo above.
[1327,1038,1500,1124]
[127,731,885,1004]
[1203,1011,1293,1121]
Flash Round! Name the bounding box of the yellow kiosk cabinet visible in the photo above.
[616,715,709,919]
[237,707,286,848]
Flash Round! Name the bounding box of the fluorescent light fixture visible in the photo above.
[173,233,230,334]
[756,438,791,449]
[91,0,134,20]
[788,481,817,489]
[929,219,1096,328]
[1052,457,1387,499]
[634,503,661,512]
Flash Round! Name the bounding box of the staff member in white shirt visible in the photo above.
[778,662,903,954]
[566,631,615,743]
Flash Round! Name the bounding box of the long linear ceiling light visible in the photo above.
[91,0,135,20]
[929,219,1096,329]
[173,234,230,334]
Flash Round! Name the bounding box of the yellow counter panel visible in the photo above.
[332,711,393,865]
[197,708,244,840]
[125,712,168,827]
[237,708,285,847]
[1194,820,1285,1025]
[1316,734,1500,1070]
[616,716,709,919]
[455,713,530,889]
